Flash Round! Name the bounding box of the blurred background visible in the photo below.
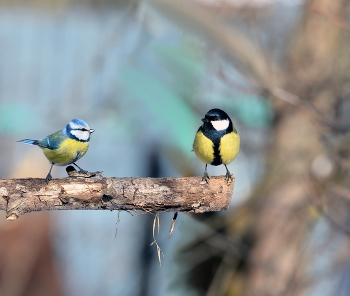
[1,0,350,295]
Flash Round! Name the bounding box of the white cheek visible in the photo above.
[71,130,90,141]
[211,119,229,131]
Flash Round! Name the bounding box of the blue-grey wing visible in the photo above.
[37,131,65,150]
[17,139,39,145]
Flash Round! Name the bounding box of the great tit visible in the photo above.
[193,108,240,182]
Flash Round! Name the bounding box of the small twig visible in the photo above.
[66,165,103,178]
[114,211,121,240]
[168,212,178,238]
[270,87,302,107]
[150,213,164,266]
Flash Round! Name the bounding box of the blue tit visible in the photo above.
[18,118,94,183]
[193,108,240,182]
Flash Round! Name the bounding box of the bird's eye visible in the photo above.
[81,128,88,131]
[212,116,218,121]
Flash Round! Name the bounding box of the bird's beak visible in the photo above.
[201,117,209,123]
[90,129,95,134]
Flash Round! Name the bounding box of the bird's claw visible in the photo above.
[202,172,210,184]
[225,172,233,183]
[45,173,52,184]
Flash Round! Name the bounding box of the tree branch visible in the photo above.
[0,176,234,221]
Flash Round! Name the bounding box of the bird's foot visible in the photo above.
[72,163,88,175]
[202,172,210,184]
[45,173,52,184]
[225,171,233,183]
[66,166,103,178]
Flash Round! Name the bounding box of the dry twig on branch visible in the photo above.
[0,176,234,221]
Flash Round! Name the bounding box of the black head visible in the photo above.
[201,108,234,132]
[202,108,230,122]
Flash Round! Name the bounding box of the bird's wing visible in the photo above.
[17,139,39,145]
[37,131,64,150]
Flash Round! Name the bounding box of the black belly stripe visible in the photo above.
[211,140,222,166]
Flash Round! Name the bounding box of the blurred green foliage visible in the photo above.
[119,41,204,153]
[120,64,197,152]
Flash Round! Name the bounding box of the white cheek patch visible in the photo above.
[211,119,229,131]
[71,130,90,141]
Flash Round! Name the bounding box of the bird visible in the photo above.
[193,108,240,182]
[17,118,94,183]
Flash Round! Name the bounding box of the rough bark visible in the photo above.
[0,176,234,220]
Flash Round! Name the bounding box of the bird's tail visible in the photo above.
[17,139,39,145]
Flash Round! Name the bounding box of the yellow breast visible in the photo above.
[219,132,240,164]
[42,138,89,165]
[193,131,215,164]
